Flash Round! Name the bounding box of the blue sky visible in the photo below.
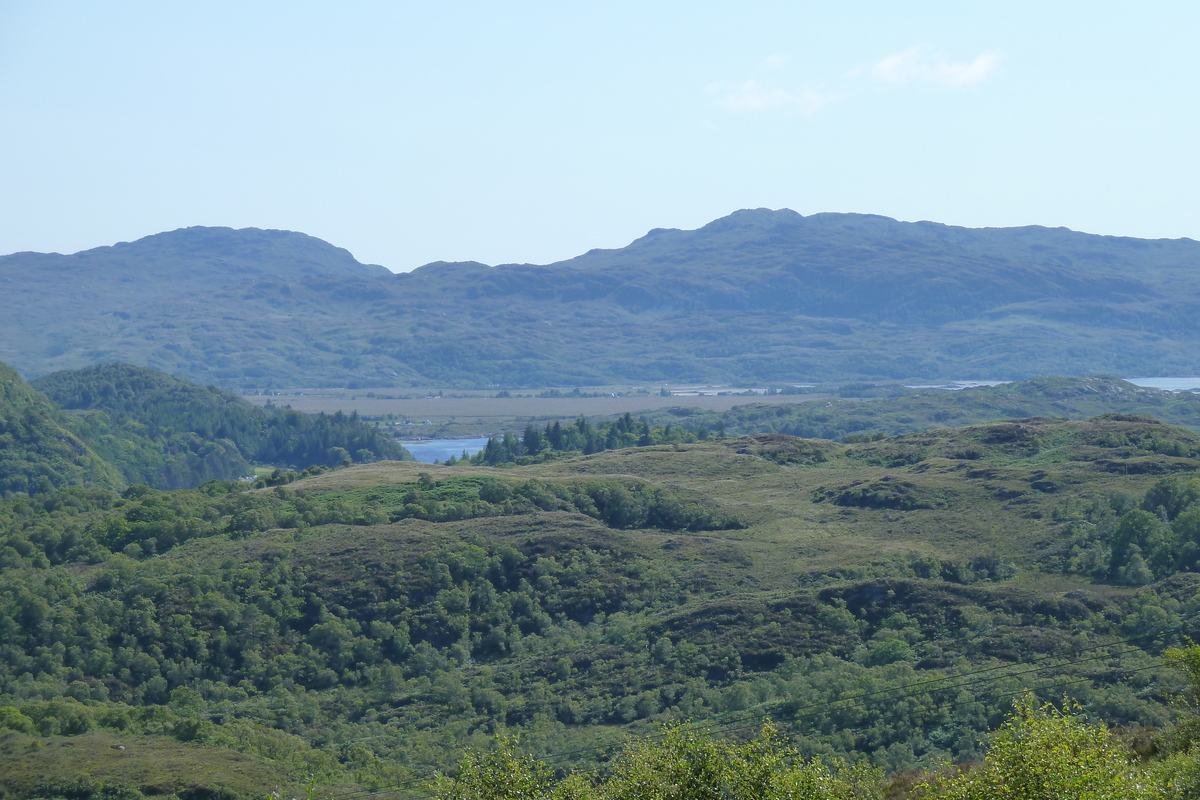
[1,1,1197,271]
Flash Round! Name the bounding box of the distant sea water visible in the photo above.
[401,437,491,464]
[1125,377,1200,392]
[905,381,1010,390]
[905,378,1200,392]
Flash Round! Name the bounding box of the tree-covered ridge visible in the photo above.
[0,362,122,496]
[0,489,1191,786]
[31,363,412,489]
[317,474,744,532]
[464,413,711,466]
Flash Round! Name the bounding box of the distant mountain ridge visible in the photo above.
[2,212,1198,387]
[404,210,1177,323]
[11,225,390,277]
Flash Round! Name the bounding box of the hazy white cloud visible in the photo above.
[713,80,835,116]
[712,44,992,117]
[869,45,999,87]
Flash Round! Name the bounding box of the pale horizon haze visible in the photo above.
[1,1,1197,271]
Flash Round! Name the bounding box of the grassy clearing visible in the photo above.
[291,417,1194,588]
[0,731,299,799]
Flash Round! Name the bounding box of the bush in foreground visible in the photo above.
[435,724,882,800]
[918,697,1156,800]
[436,697,1169,800]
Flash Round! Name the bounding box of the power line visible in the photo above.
[552,632,1166,750]
[335,628,1183,798]
[711,660,1169,742]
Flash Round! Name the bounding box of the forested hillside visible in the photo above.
[0,363,123,495]
[1,361,411,496]
[3,212,1199,388]
[0,227,398,389]
[4,415,1200,797]
[33,364,412,488]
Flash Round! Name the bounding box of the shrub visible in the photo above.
[918,695,1158,800]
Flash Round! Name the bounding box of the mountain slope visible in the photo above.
[0,362,122,494]
[2,213,1199,387]
[388,211,1200,383]
[405,211,1175,323]
[0,227,403,387]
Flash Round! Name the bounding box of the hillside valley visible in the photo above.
[13,3,1200,796]
[5,213,1200,796]
[5,396,1200,797]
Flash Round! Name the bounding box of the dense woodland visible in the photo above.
[0,363,123,496]
[5,375,1200,798]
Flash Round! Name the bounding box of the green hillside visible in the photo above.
[0,362,122,495]
[3,213,1200,388]
[32,364,413,488]
[3,415,1200,796]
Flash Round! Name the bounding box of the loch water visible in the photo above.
[1125,377,1200,391]
[401,437,492,464]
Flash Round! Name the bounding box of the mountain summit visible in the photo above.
[399,209,1176,324]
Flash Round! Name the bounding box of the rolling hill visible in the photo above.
[4,412,1200,796]
[2,211,1198,388]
